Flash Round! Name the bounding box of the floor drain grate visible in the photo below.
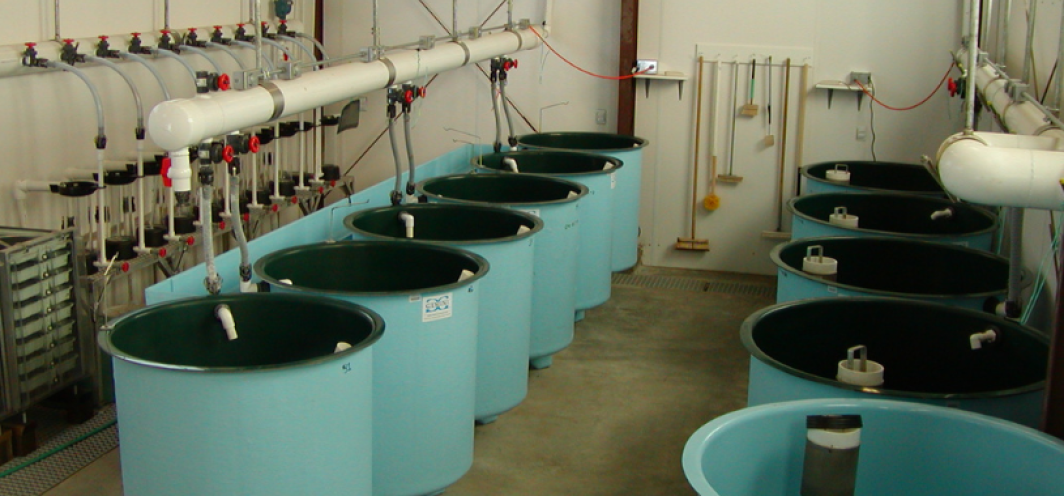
[612,273,775,298]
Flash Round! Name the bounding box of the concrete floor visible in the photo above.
[42,267,774,495]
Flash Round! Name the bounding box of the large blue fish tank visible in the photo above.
[254,241,487,496]
[788,192,997,250]
[417,173,586,369]
[515,132,648,272]
[101,293,384,496]
[741,297,1048,427]
[771,236,1008,311]
[800,160,945,196]
[683,398,1064,496]
[344,203,541,424]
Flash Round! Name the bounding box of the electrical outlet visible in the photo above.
[635,59,658,75]
[596,109,607,125]
[851,71,872,85]
[856,126,867,141]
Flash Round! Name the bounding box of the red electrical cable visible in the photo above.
[853,63,955,111]
[529,26,648,80]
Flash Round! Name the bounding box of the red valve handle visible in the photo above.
[214,25,223,30]
[98,35,109,41]
[290,196,298,204]
[121,262,130,273]
[248,135,261,153]
[160,29,171,35]
[271,204,279,212]
[404,90,414,104]
[63,38,75,45]
[161,157,172,187]
[222,145,235,163]
[24,42,36,47]
[217,73,231,91]
[158,248,168,257]
[131,32,141,37]
[237,23,245,28]
[186,236,196,246]
[279,19,287,24]
[418,87,427,98]
[947,78,958,97]
[242,213,250,222]
[219,221,226,230]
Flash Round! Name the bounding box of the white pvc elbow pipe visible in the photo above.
[399,211,415,238]
[970,329,997,350]
[148,27,543,151]
[503,157,519,172]
[929,207,954,220]
[936,131,1064,210]
[215,304,238,341]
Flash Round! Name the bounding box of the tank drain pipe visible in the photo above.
[228,160,254,292]
[386,89,404,205]
[398,211,415,238]
[502,157,519,172]
[402,99,418,197]
[199,166,222,295]
[215,304,238,340]
[492,57,519,147]
[85,53,149,252]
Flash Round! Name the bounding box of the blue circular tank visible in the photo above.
[516,132,648,271]
[801,160,945,196]
[742,297,1048,427]
[344,204,542,425]
[100,293,384,496]
[473,150,620,314]
[683,398,1064,496]
[771,237,1008,311]
[417,174,587,370]
[788,192,997,250]
[254,241,488,496]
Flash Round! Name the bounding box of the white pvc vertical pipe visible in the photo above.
[1022,0,1037,85]
[999,0,1012,64]
[1056,5,1064,115]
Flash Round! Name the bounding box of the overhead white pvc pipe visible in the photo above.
[149,27,543,194]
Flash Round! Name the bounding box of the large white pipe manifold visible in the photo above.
[936,50,1064,210]
[937,131,1064,210]
[150,27,543,194]
[149,28,541,151]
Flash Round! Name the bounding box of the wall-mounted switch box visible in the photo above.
[636,59,658,75]
[851,71,872,85]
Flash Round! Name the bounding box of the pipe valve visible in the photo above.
[21,42,48,68]
[96,36,120,58]
[211,26,232,45]
[60,39,85,65]
[235,24,253,42]
[128,33,151,54]
[157,30,178,52]
[185,27,206,48]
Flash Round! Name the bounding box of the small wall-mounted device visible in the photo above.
[635,59,659,75]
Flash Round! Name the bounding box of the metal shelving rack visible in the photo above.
[0,226,92,419]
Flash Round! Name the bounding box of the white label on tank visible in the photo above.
[610,173,617,189]
[422,292,453,322]
[525,209,540,218]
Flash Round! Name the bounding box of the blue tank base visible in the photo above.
[475,415,499,426]
[574,310,586,322]
[530,356,554,370]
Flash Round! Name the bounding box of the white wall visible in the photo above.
[321,0,619,194]
[635,0,963,275]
